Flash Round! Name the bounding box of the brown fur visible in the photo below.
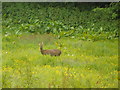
[39,42,61,56]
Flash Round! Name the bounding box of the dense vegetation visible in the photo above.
[2,2,119,88]
[2,2,119,41]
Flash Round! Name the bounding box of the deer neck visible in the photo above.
[40,45,43,52]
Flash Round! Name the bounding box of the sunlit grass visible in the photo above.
[2,34,118,88]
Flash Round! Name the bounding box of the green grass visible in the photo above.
[2,33,118,88]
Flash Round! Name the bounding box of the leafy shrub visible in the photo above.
[2,2,119,40]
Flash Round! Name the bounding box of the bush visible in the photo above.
[2,2,119,40]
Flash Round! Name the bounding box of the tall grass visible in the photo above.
[2,34,118,88]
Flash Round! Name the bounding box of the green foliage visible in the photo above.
[2,2,119,40]
[2,2,119,88]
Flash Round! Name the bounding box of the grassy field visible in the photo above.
[2,33,118,88]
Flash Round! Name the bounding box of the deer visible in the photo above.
[39,42,61,56]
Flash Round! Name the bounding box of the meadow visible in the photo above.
[2,33,118,88]
[2,2,119,88]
